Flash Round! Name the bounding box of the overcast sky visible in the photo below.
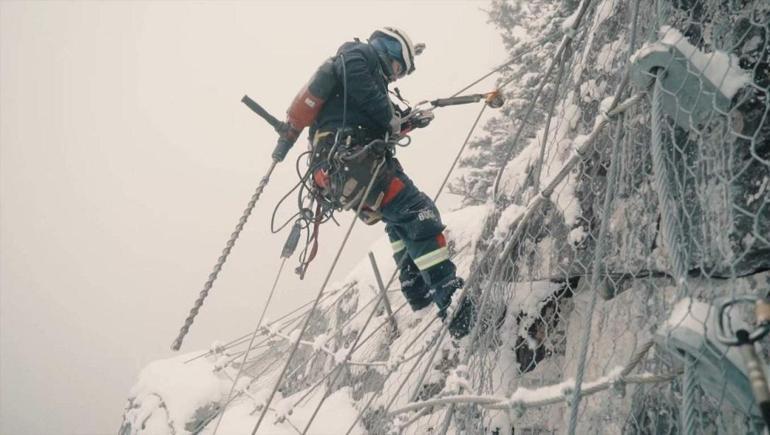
[0,1,505,434]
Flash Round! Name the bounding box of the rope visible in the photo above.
[650,68,701,435]
[566,79,629,435]
[390,372,680,414]
[293,301,414,411]
[205,281,413,435]
[448,39,554,97]
[434,104,487,200]
[211,258,288,434]
[250,158,386,435]
[532,47,567,195]
[171,160,278,351]
[566,298,600,432]
[389,340,667,415]
[299,282,390,433]
[565,0,646,429]
[651,70,688,284]
[438,251,513,433]
[491,0,593,199]
[681,357,699,435]
[185,283,350,365]
[344,316,443,435]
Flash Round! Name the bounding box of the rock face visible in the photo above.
[119,354,230,435]
[121,1,769,434]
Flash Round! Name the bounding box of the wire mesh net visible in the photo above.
[365,0,769,433]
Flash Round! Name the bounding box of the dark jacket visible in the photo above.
[310,41,393,138]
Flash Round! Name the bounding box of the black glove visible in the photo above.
[272,138,292,162]
[411,109,434,128]
[401,109,434,135]
[272,127,300,162]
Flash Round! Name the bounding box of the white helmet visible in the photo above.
[369,27,423,76]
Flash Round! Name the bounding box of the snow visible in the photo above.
[443,204,493,275]
[126,356,366,435]
[511,25,530,42]
[209,340,225,355]
[494,203,525,241]
[213,387,365,435]
[312,333,329,352]
[444,365,472,394]
[743,35,763,53]
[506,365,623,405]
[126,353,231,434]
[498,93,579,200]
[747,176,769,206]
[287,329,301,344]
[508,280,562,318]
[386,353,405,372]
[560,0,588,31]
[334,347,349,365]
[660,298,747,374]
[596,40,625,73]
[579,79,607,103]
[213,355,230,372]
[572,0,617,84]
[571,134,590,150]
[593,0,617,28]
[273,397,294,422]
[631,26,751,99]
[496,90,584,227]
[568,226,587,245]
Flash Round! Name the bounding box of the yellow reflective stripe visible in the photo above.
[414,247,450,271]
[391,240,406,252]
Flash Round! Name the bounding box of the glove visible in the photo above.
[388,112,402,137]
[413,109,434,128]
[272,126,300,162]
[272,137,292,162]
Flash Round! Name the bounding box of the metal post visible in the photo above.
[368,252,399,337]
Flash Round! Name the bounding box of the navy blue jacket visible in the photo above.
[310,41,393,138]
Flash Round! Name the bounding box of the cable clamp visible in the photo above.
[561,384,576,405]
[505,399,526,420]
[611,378,627,398]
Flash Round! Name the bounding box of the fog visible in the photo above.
[0,1,504,433]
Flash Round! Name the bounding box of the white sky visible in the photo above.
[0,1,505,434]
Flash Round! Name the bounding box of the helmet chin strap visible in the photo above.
[373,48,398,82]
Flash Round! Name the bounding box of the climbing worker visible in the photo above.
[272,27,474,338]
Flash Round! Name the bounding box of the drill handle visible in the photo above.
[241,95,288,134]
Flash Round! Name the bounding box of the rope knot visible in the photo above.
[611,378,627,398]
[209,340,226,355]
[561,383,576,405]
[505,398,527,420]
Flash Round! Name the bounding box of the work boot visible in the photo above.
[432,276,463,315]
[432,276,474,339]
[398,258,432,311]
[447,296,475,339]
